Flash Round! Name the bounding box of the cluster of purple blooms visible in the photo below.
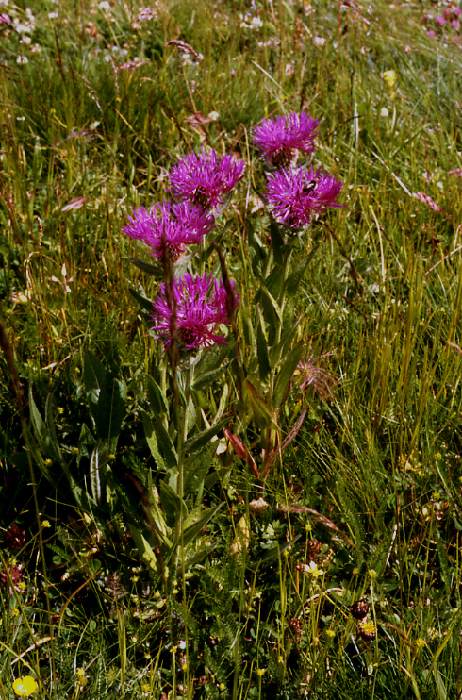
[123,111,342,350]
[253,111,343,228]
[422,4,461,38]
[124,149,244,350]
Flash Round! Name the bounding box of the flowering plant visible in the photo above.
[121,116,343,581]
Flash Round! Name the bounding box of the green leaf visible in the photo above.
[264,264,285,299]
[285,260,307,296]
[82,352,106,402]
[93,377,126,443]
[130,257,160,276]
[243,378,273,427]
[183,450,214,500]
[273,344,304,408]
[129,528,158,572]
[269,221,285,264]
[44,394,62,462]
[191,346,230,391]
[257,285,283,343]
[128,287,154,313]
[185,418,228,456]
[90,443,108,507]
[239,303,256,349]
[159,480,186,524]
[28,387,43,442]
[142,411,177,471]
[256,312,271,380]
[180,504,224,548]
[146,375,169,416]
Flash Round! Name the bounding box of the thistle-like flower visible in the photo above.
[152,273,238,350]
[123,201,214,260]
[266,166,343,228]
[253,111,319,165]
[169,148,245,209]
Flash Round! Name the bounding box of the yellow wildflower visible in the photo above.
[12,675,39,697]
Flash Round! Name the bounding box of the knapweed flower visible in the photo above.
[123,201,214,260]
[152,273,238,350]
[169,148,245,209]
[266,166,343,228]
[12,675,39,697]
[253,111,319,165]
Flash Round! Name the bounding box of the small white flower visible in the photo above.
[16,55,28,64]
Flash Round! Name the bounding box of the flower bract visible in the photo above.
[123,201,214,260]
[266,166,343,228]
[253,112,319,165]
[169,148,245,208]
[152,273,238,350]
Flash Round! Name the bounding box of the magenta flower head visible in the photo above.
[253,112,319,166]
[266,166,343,228]
[123,201,214,260]
[169,148,245,209]
[152,273,238,350]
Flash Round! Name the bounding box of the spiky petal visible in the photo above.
[123,201,214,260]
[266,166,343,228]
[169,148,245,209]
[253,112,319,165]
[152,273,238,350]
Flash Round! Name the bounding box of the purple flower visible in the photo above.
[152,273,238,350]
[123,201,214,260]
[266,166,343,228]
[169,148,245,208]
[253,112,319,165]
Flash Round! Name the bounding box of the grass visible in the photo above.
[1,0,462,697]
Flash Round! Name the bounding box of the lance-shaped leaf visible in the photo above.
[130,257,160,276]
[146,375,169,416]
[256,285,283,344]
[273,344,304,408]
[256,311,271,381]
[93,377,126,443]
[242,378,274,428]
[185,417,229,456]
[90,443,108,507]
[128,287,155,313]
[178,504,224,549]
[159,480,187,525]
[28,387,43,442]
[142,411,177,471]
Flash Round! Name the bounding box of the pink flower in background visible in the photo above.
[0,561,24,594]
[123,201,214,260]
[266,166,343,228]
[412,191,442,212]
[253,112,319,165]
[169,149,245,208]
[138,7,157,21]
[152,273,238,350]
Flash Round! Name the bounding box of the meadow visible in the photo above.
[1,0,462,697]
